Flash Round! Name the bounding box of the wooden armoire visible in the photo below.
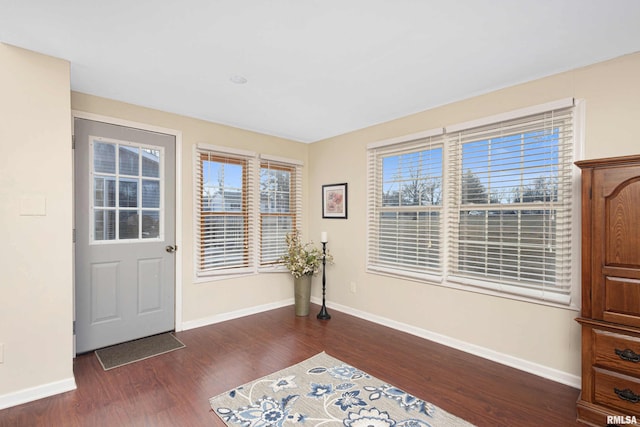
[576,155,640,426]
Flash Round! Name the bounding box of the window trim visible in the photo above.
[447,105,575,305]
[193,144,303,280]
[90,135,165,245]
[194,144,256,278]
[366,99,583,309]
[367,129,445,278]
[258,155,303,270]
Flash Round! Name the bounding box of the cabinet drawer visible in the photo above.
[594,367,640,415]
[594,329,640,376]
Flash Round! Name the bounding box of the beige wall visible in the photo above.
[3,43,639,405]
[70,93,309,324]
[308,52,640,381]
[0,44,74,401]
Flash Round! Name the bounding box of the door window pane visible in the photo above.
[94,210,116,240]
[119,211,139,239]
[142,211,160,238]
[142,180,160,208]
[94,177,116,207]
[91,139,164,243]
[94,142,116,174]
[119,178,138,208]
[142,148,160,177]
[119,145,139,176]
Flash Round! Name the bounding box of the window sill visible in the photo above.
[194,269,256,283]
[366,266,580,311]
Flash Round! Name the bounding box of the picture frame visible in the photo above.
[322,183,348,219]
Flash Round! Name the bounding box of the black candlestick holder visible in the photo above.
[317,242,331,320]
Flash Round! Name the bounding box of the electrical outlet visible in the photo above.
[350,281,357,293]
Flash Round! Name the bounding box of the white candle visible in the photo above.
[321,231,328,243]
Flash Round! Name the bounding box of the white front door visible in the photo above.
[74,118,176,353]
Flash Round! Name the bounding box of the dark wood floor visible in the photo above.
[0,304,581,426]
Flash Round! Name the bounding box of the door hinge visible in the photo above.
[589,187,592,200]
[72,228,76,243]
[73,321,76,335]
[72,135,75,149]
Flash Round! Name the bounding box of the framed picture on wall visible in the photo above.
[322,183,348,219]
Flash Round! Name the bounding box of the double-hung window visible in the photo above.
[260,155,303,266]
[194,146,302,278]
[447,101,575,303]
[367,129,444,280]
[195,145,256,276]
[366,99,578,306]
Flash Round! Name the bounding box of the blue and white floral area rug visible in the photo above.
[210,351,475,426]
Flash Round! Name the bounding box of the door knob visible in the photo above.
[165,245,177,253]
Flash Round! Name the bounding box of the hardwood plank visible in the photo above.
[0,304,581,426]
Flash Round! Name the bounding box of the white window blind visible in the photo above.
[260,157,302,266]
[365,100,578,306]
[367,131,444,279]
[446,105,574,303]
[195,146,256,276]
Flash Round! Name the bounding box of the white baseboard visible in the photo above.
[183,297,580,388]
[180,298,294,331]
[4,299,576,413]
[313,297,581,389]
[0,377,77,411]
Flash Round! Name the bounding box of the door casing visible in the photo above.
[72,110,183,355]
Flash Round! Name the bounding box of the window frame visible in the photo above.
[193,145,303,279]
[194,145,256,278]
[367,128,445,283]
[90,136,165,244]
[366,99,582,309]
[259,155,303,269]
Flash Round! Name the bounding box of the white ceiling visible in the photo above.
[2,1,640,143]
